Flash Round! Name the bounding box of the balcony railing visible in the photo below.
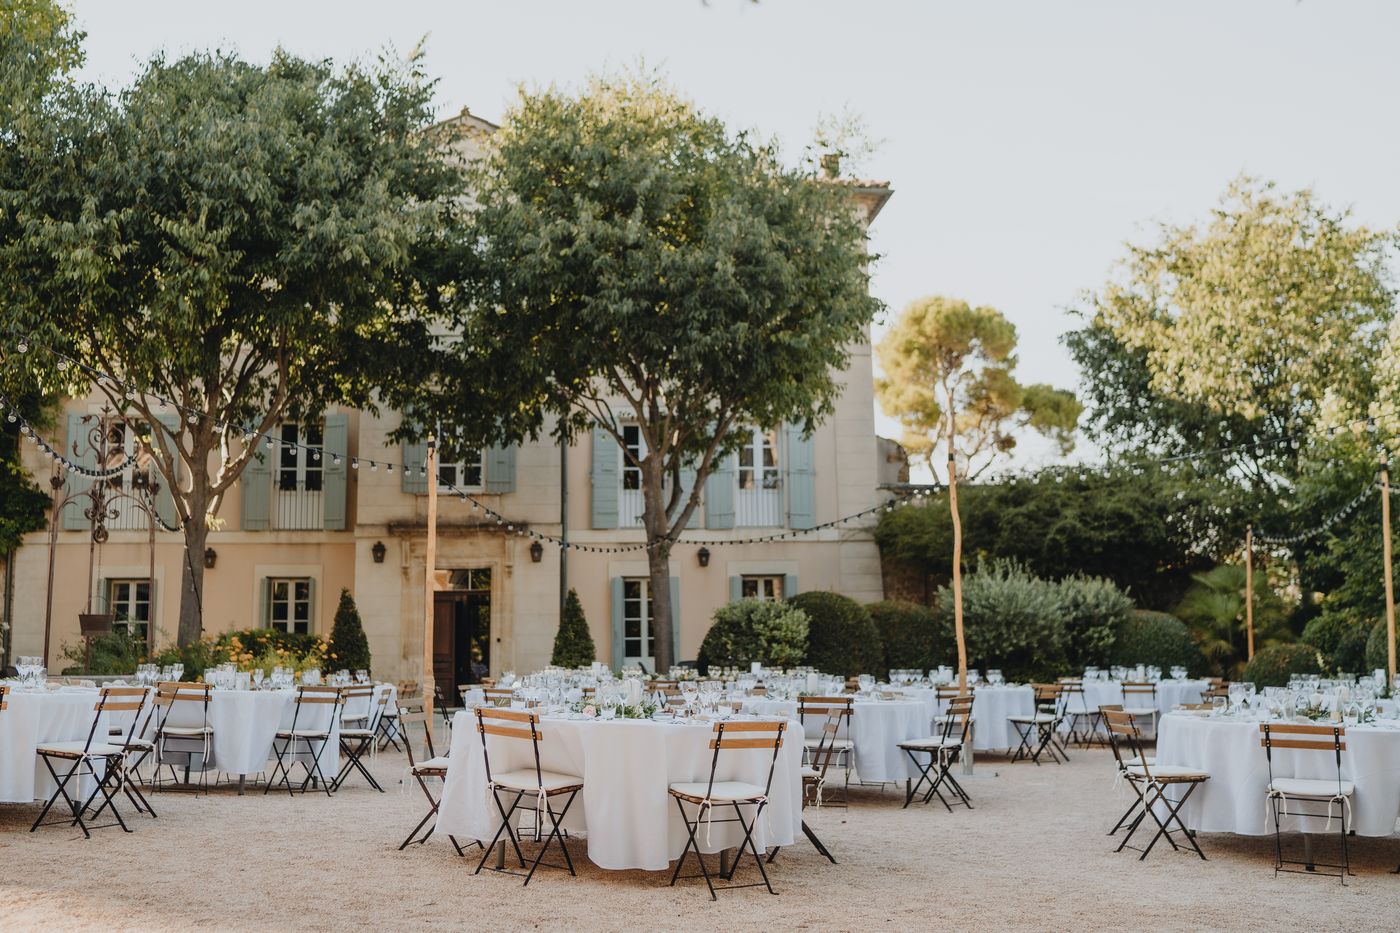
[273,477,325,531]
[736,484,783,528]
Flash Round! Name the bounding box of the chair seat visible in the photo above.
[669,780,767,804]
[277,729,332,739]
[413,756,452,774]
[934,715,976,725]
[490,769,583,794]
[898,736,961,751]
[1122,707,1158,717]
[340,728,376,739]
[1008,714,1058,724]
[37,740,125,759]
[799,766,823,782]
[1269,777,1355,798]
[805,737,852,750]
[161,725,215,736]
[1126,764,1208,783]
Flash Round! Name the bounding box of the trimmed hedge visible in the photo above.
[697,599,809,673]
[868,600,946,675]
[1242,643,1324,688]
[937,561,1065,683]
[790,591,884,677]
[1302,610,1373,674]
[1108,610,1207,677]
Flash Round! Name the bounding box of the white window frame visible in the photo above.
[740,575,784,602]
[107,578,152,639]
[619,425,646,527]
[266,577,314,635]
[437,447,485,493]
[102,421,158,531]
[622,577,655,668]
[736,427,782,527]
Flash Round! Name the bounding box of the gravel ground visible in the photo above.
[2,739,1398,931]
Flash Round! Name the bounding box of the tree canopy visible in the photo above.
[876,295,1080,481]
[2,44,468,643]
[404,72,882,670]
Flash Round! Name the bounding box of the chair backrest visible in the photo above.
[95,686,150,752]
[1121,681,1157,702]
[1101,708,1151,777]
[939,694,975,746]
[1030,683,1065,717]
[797,696,853,732]
[1259,722,1346,794]
[1203,685,1229,699]
[157,681,211,733]
[0,683,6,711]
[340,684,374,724]
[366,687,392,733]
[475,707,545,788]
[397,705,435,768]
[701,720,786,801]
[287,685,342,735]
[482,687,515,707]
[396,679,420,701]
[935,685,964,702]
[807,711,844,783]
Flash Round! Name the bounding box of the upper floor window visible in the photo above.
[736,427,782,527]
[438,448,484,492]
[621,425,643,490]
[277,422,322,492]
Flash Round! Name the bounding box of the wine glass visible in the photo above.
[252,668,265,690]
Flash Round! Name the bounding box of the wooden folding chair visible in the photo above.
[333,686,389,792]
[769,711,841,866]
[1008,684,1068,764]
[1058,679,1102,747]
[397,705,475,857]
[898,694,974,810]
[797,696,853,797]
[265,685,342,797]
[473,708,584,886]
[1121,682,1160,738]
[32,686,149,837]
[1260,722,1354,881]
[669,721,786,900]
[153,681,214,795]
[1103,708,1208,861]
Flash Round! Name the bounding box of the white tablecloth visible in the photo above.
[965,686,1034,751]
[1155,713,1400,837]
[0,689,111,802]
[435,711,804,871]
[1075,679,1209,717]
[746,697,930,782]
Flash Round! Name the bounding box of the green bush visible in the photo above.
[1365,619,1391,674]
[327,589,372,673]
[215,628,326,659]
[937,561,1065,683]
[1108,610,1207,676]
[789,591,883,677]
[551,588,597,668]
[1058,575,1133,670]
[697,599,809,673]
[1301,609,1373,674]
[868,600,947,674]
[59,629,148,675]
[1242,643,1324,688]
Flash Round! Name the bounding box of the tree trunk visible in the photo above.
[176,515,208,647]
[641,458,674,674]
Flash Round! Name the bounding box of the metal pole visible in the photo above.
[560,430,568,618]
[1245,524,1255,661]
[423,437,438,727]
[1382,457,1396,684]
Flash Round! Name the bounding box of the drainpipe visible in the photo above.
[559,431,569,619]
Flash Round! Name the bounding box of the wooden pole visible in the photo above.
[949,453,967,694]
[1382,456,1396,684]
[1244,524,1255,661]
[423,437,439,727]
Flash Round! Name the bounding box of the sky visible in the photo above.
[66,0,1400,475]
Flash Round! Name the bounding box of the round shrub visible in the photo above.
[937,561,1065,683]
[1302,609,1373,674]
[1058,575,1133,670]
[790,591,884,677]
[697,599,809,674]
[867,600,948,675]
[1242,643,1323,688]
[1108,610,1207,677]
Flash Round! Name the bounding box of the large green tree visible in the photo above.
[402,73,881,671]
[876,296,1080,482]
[2,46,465,644]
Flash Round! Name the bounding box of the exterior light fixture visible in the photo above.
[530,540,544,563]
[697,546,711,568]
[203,547,217,569]
[371,540,387,564]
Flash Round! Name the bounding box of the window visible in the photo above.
[741,575,784,602]
[102,422,159,531]
[438,448,484,492]
[622,578,655,664]
[621,425,643,490]
[267,578,313,634]
[277,422,323,492]
[737,428,780,491]
[107,579,151,640]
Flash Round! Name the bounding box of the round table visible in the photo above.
[744,697,930,782]
[435,711,804,871]
[1156,712,1400,836]
[0,687,110,802]
[964,686,1034,751]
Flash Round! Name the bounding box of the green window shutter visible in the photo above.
[704,452,736,530]
[152,415,182,530]
[260,577,272,627]
[729,575,743,602]
[62,413,97,530]
[402,437,429,495]
[591,426,619,530]
[321,414,349,530]
[610,577,625,670]
[240,438,272,531]
[678,460,699,529]
[783,574,799,599]
[484,444,516,494]
[784,423,816,531]
[306,577,317,634]
[669,576,682,663]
